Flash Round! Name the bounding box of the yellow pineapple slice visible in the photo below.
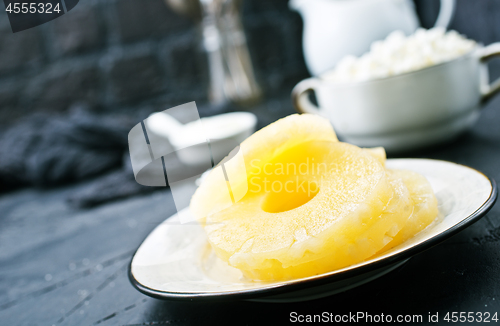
[203,141,413,281]
[190,114,437,281]
[190,114,338,220]
[363,147,386,166]
[379,169,438,251]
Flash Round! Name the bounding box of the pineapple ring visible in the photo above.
[190,114,338,221]
[379,169,439,252]
[202,141,413,281]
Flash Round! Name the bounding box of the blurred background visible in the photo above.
[0,0,307,124]
[0,0,498,197]
[1,0,500,325]
[0,0,497,126]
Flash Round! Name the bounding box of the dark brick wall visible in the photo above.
[0,0,307,125]
[0,0,499,125]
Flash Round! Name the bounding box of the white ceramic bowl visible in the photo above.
[148,111,257,166]
[174,112,257,166]
[292,43,500,152]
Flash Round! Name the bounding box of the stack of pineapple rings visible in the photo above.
[190,114,438,281]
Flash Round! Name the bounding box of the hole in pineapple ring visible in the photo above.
[261,177,320,213]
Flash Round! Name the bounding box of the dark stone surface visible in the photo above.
[108,52,164,103]
[24,62,102,111]
[243,8,308,94]
[0,18,43,75]
[242,0,289,15]
[281,12,308,74]
[0,79,22,123]
[416,0,500,45]
[1,93,500,325]
[162,32,206,86]
[51,5,105,56]
[449,0,500,45]
[245,16,289,92]
[115,0,192,43]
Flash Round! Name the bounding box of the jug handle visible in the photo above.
[291,78,324,115]
[435,0,456,28]
[478,43,500,104]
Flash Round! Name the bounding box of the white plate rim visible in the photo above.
[128,159,497,301]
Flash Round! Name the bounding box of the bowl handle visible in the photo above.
[479,42,500,104]
[291,78,323,115]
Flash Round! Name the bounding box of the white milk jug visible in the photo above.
[290,0,456,76]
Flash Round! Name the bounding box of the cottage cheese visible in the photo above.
[322,27,476,83]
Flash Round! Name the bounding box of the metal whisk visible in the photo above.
[165,0,262,106]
